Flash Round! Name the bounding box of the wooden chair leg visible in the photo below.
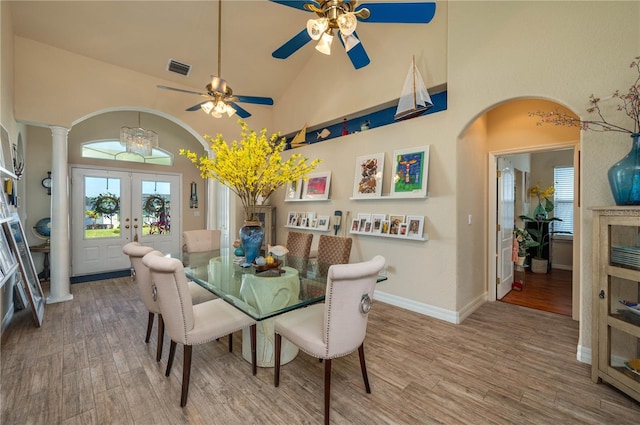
[228,333,233,352]
[324,358,332,425]
[145,312,154,343]
[250,324,257,376]
[274,333,282,387]
[156,314,165,362]
[165,340,177,377]
[180,345,192,407]
[358,343,371,393]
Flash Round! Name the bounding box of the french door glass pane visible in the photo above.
[84,177,121,239]
[142,180,172,236]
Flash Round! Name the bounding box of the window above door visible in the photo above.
[81,140,173,165]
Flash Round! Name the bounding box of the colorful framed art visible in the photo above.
[352,153,384,198]
[302,171,331,200]
[390,145,429,198]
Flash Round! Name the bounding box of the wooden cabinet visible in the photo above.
[592,206,640,402]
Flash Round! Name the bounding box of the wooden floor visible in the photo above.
[2,276,639,424]
[502,268,572,317]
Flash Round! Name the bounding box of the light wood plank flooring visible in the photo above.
[2,276,639,424]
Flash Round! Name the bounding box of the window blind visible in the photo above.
[554,166,574,234]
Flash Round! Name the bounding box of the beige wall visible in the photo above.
[2,1,639,359]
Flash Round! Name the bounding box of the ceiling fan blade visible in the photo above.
[234,95,275,106]
[185,101,210,112]
[339,31,370,70]
[157,85,207,97]
[272,28,313,59]
[268,0,318,12]
[228,102,251,119]
[357,2,436,23]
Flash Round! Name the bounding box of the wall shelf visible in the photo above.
[284,198,331,203]
[349,194,429,200]
[349,231,428,241]
[284,225,331,233]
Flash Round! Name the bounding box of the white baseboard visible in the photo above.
[552,264,573,271]
[578,345,592,365]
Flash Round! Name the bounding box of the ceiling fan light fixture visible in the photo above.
[337,12,357,35]
[315,31,334,55]
[341,32,361,52]
[201,101,215,115]
[307,18,329,40]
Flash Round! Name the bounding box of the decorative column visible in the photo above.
[47,126,73,303]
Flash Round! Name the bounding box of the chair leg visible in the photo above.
[358,343,371,393]
[156,314,165,362]
[274,333,282,387]
[324,358,332,425]
[228,333,233,352]
[166,340,177,377]
[180,345,193,407]
[250,324,257,376]
[145,312,154,343]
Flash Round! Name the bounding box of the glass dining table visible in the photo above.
[178,249,386,367]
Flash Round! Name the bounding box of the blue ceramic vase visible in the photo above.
[608,133,640,206]
[239,220,264,264]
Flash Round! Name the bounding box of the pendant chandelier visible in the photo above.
[120,112,158,156]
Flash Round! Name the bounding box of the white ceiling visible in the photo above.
[9,0,426,110]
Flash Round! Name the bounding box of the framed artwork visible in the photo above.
[302,171,331,200]
[390,145,429,198]
[3,216,45,327]
[399,223,408,236]
[287,211,297,226]
[388,215,404,236]
[284,178,303,201]
[371,214,385,234]
[363,221,373,233]
[380,219,390,234]
[406,215,424,239]
[0,228,15,275]
[352,153,384,198]
[351,218,360,232]
[317,216,330,231]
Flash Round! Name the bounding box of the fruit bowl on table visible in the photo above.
[252,259,282,272]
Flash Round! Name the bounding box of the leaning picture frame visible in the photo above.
[302,171,331,200]
[352,153,384,198]
[284,178,303,201]
[317,216,330,231]
[406,215,425,239]
[3,215,45,327]
[390,145,429,198]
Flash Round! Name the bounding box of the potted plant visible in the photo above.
[519,184,563,273]
[180,120,321,264]
[513,227,538,266]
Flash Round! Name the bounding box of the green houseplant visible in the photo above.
[513,227,539,265]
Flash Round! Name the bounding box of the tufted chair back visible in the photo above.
[122,242,158,314]
[142,251,195,345]
[182,229,221,253]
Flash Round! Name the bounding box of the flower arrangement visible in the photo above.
[514,227,539,257]
[529,184,555,220]
[529,56,640,134]
[180,120,321,221]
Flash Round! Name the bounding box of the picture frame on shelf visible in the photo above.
[399,223,408,236]
[351,218,360,232]
[380,220,390,234]
[363,221,373,233]
[371,214,386,233]
[406,215,424,239]
[287,211,297,226]
[317,216,330,231]
[390,145,429,198]
[284,178,303,201]
[352,153,384,198]
[302,171,331,200]
[388,215,404,235]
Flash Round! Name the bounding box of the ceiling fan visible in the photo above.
[157,1,274,118]
[270,0,436,69]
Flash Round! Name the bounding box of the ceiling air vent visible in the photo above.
[167,59,191,76]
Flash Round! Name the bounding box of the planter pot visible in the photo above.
[531,258,548,274]
[239,220,264,265]
[608,133,640,205]
[515,256,526,266]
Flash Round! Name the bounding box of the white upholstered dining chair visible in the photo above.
[182,229,221,253]
[142,250,257,407]
[122,242,215,362]
[273,255,386,425]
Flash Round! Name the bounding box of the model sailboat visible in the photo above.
[394,56,433,121]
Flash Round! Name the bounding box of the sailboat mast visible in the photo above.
[412,55,417,108]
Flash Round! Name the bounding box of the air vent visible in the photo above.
[167,59,191,76]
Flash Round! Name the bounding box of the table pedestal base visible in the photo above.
[242,320,298,367]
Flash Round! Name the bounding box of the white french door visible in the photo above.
[71,167,181,276]
[496,157,515,299]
